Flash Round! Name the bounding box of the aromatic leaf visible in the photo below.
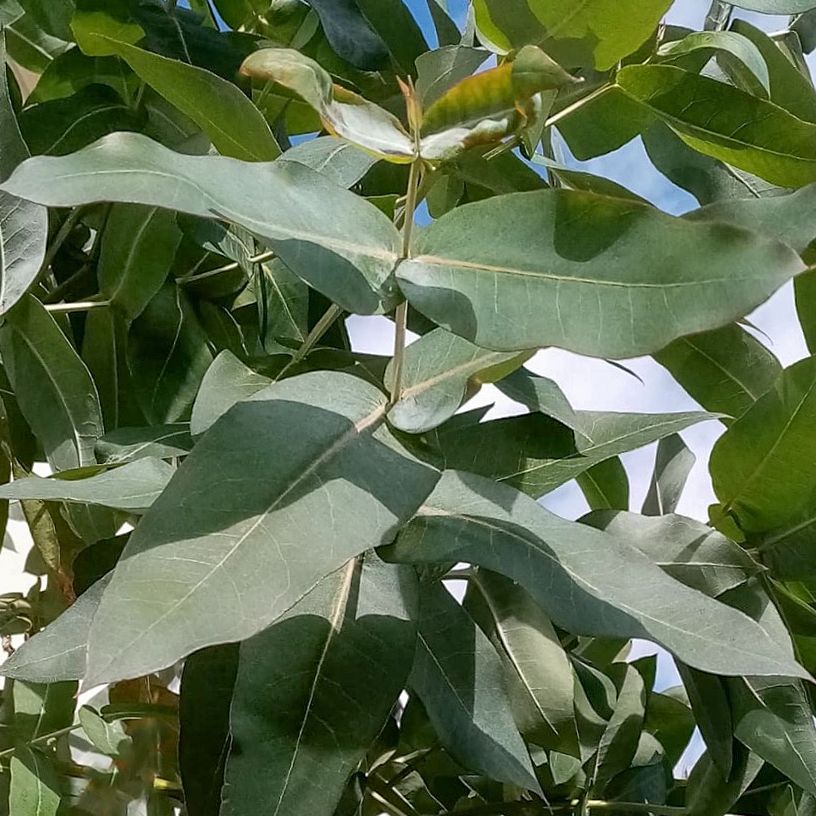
[642,434,695,515]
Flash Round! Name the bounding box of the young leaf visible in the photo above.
[0,459,174,512]
[0,295,103,471]
[410,580,540,792]
[0,132,403,314]
[83,371,439,686]
[385,470,808,679]
[385,328,528,433]
[223,554,417,816]
[642,434,695,516]
[397,189,804,358]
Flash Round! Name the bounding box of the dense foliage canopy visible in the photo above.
[3,0,816,814]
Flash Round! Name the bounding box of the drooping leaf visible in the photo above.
[98,205,182,320]
[710,355,816,534]
[385,328,528,433]
[617,64,816,187]
[576,457,629,511]
[396,188,804,358]
[223,554,417,816]
[127,284,214,425]
[304,0,389,70]
[83,371,438,686]
[385,470,808,679]
[410,580,540,792]
[95,425,194,465]
[464,569,579,756]
[654,324,781,421]
[0,132,403,314]
[0,459,173,512]
[473,0,671,70]
[583,510,759,598]
[190,350,272,436]
[0,295,103,471]
[642,434,695,515]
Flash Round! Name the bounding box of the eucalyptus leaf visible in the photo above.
[95,424,194,465]
[642,434,695,515]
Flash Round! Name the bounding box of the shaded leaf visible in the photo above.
[576,457,629,511]
[95,425,193,465]
[642,434,695,515]
[9,748,60,816]
[415,45,490,107]
[305,0,388,70]
[686,744,763,816]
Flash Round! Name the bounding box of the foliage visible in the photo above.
[2,1,816,815]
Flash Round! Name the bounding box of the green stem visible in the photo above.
[0,723,82,760]
[176,250,276,285]
[44,300,110,314]
[37,207,85,283]
[543,84,610,130]
[276,302,343,379]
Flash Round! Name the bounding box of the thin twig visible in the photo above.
[0,723,83,760]
[276,302,343,380]
[36,207,85,283]
[543,84,611,130]
[176,250,275,285]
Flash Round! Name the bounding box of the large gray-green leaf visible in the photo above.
[0,459,173,512]
[0,295,103,471]
[127,284,213,425]
[396,189,804,357]
[1,576,110,682]
[464,569,579,756]
[386,470,807,679]
[711,355,816,534]
[0,132,402,314]
[98,205,182,319]
[190,350,272,436]
[410,580,540,791]
[618,64,816,187]
[654,324,781,421]
[438,408,716,497]
[494,368,579,432]
[731,0,816,11]
[9,749,60,816]
[223,554,416,816]
[642,434,695,515]
[83,371,438,686]
[95,424,193,465]
[385,328,527,433]
[279,136,377,189]
[583,510,759,598]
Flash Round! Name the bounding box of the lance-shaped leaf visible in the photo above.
[396,189,804,358]
[438,408,716,497]
[304,0,388,70]
[191,351,272,436]
[385,328,528,433]
[410,580,540,792]
[617,64,816,188]
[582,510,759,598]
[686,744,763,816]
[0,459,173,513]
[95,424,194,465]
[1,575,110,683]
[654,324,781,421]
[494,368,579,433]
[464,569,579,756]
[98,205,182,320]
[385,470,808,679]
[279,136,377,189]
[9,748,60,816]
[472,0,671,71]
[0,132,402,314]
[416,45,490,107]
[576,457,629,511]
[222,554,417,816]
[83,371,438,686]
[711,355,816,534]
[0,295,103,471]
[642,434,695,515]
[240,48,415,164]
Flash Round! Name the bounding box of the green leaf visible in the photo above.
[95,424,193,465]
[9,748,60,816]
[396,189,804,357]
[385,328,528,433]
[494,368,578,432]
[223,554,417,816]
[437,408,716,497]
[28,49,136,104]
[0,576,109,682]
[654,324,781,421]
[0,132,402,314]
[386,470,807,679]
[686,744,763,816]
[0,459,173,512]
[642,434,695,515]
[83,371,438,686]
[731,0,816,11]
[711,355,816,534]
[415,45,489,107]
[98,205,182,320]
[576,457,629,511]
[127,284,213,425]
[179,644,239,816]
[7,12,71,73]
[657,30,770,96]
[12,679,76,741]
[190,350,272,436]
[618,64,816,188]
[464,569,579,756]
[410,580,540,792]
[473,0,671,70]
[582,510,759,598]
[354,0,429,75]
[305,0,388,70]
[280,136,377,188]
[643,690,695,768]
[0,295,103,471]
[78,705,131,758]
